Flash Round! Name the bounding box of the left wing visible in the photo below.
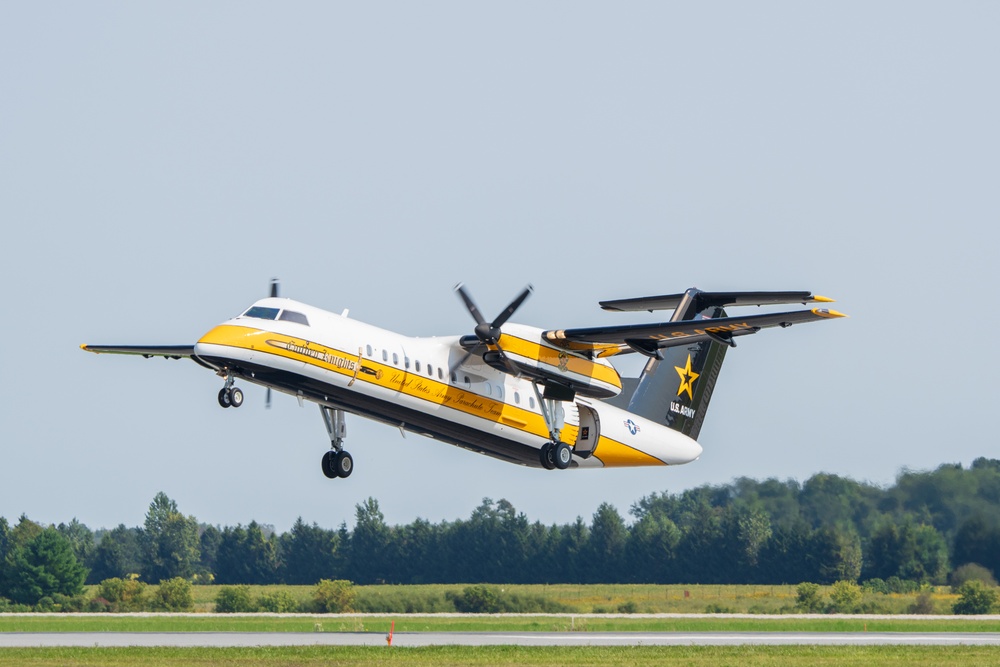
[80,344,194,359]
[543,308,846,357]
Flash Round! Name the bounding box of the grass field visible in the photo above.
[2,614,999,633]
[1,646,1000,667]
[79,582,965,615]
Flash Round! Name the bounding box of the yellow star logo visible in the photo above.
[674,354,700,401]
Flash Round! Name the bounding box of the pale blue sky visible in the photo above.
[2,2,997,532]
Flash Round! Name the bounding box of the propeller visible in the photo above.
[452,283,533,376]
[266,277,280,408]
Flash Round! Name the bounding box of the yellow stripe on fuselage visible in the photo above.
[592,436,667,467]
[198,325,578,446]
[498,334,622,390]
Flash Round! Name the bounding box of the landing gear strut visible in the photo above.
[533,383,572,470]
[217,375,244,408]
[320,406,353,479]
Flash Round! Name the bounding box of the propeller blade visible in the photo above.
[449,342,484,377]
[454,283,487,326]
[493,346,522,377]
[270,278,280,298]
[491,284,533,329]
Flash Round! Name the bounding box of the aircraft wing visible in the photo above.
[80,344,195,359]
[543,307,845,357]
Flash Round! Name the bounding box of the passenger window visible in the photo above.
[393,353,399,366]
[485,383,492,396]
[415,360,421,373]
[366,344,373,357]
[514,391,520,405]
[405,356,411,369]
[450,372,457,383]
[437,368,443,380]
[464,375,471,388]
[529,396,536,409]
[427,364,434,377]
[496,386,503,400]
[382,350,388,362]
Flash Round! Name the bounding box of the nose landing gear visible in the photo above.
[217,375,244,408]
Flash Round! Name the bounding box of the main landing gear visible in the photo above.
[533,383,572,470]
[320,406,353,479]
[217,376,244,408]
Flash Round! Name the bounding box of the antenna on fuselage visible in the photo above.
[270,278,280,298]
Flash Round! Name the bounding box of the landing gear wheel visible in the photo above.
[321,451,338,479]
[553,442,572,470]
[539,442,555,470]
[228,387,244,408]
[334,450,353,478]
[218,388,232,408]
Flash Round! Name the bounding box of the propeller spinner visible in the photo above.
[453,283,533,376]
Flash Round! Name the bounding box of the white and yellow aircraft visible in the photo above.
[81,283,845,478]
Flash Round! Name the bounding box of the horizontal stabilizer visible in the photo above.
[600,290,833,313]
[544,308,845,356]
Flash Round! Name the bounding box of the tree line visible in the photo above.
[2,458,1000,606]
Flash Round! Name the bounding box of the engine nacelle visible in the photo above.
[472,323,623,399]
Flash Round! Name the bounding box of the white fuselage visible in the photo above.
[193,297,703,469]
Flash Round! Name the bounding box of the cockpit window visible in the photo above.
[278,310,309,326]
[242,306,280,320]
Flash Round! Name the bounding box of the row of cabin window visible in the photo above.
[363,343,536,409]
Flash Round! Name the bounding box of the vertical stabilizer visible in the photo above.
[626,297,729,441]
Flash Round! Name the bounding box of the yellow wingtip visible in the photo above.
[813,295,835,303]
[813,308,848,318]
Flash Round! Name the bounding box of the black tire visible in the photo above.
[335,450,354,478]
[218,388,231,408]
[321,451,338,479]
[229,387,244,408]
[553,442,572,469]
[539,442,555,470]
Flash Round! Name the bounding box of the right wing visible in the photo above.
[80,344,195,359]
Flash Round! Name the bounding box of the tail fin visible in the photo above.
[626,291,730,440]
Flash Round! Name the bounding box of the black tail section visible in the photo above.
[626,288,729,441]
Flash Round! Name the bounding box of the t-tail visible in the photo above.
[605,287,839,440]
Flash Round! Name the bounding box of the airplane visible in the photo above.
[81,282,845,478]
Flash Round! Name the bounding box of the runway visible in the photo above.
[2,631,1000,647]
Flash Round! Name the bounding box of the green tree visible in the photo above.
[313,579,355,612]
[4,528,87,605]
[56,519,96,574]
[152,577,193,611]
[142,493,199,582]
[89,525,143,583]
[625,512,681,584]
[586,503,627,582]
[215,522,279,585]
[98,577,147,611]
[828,580,863,612]
[952,580,998,615]
[281,518,340,585]
[350,498,391,584]
[215,585,256,613]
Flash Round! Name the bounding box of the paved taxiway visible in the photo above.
[3,632,1000,647]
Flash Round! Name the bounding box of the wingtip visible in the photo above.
[813,295,836,303]
[813,308,848,318]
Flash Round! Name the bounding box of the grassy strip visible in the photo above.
[1,615,998,633]
[1,646,1000,667]
[92,583,959,615]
